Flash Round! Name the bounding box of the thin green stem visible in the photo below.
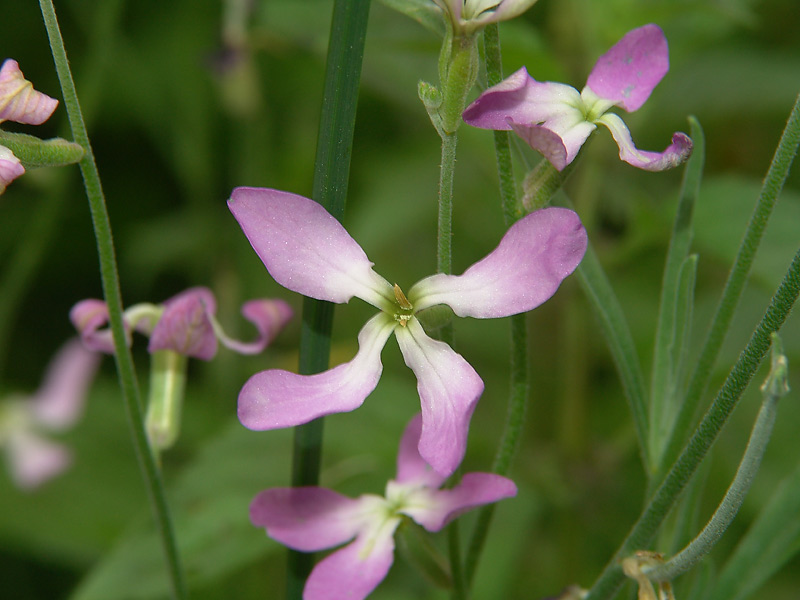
[645,334,788,583]
[659,93,800,478]
[438,131,458,277]
[37,2,187,599]
[584,246,800,600]
[287,0,371,597]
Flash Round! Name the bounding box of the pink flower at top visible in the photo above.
[250,414,517,600]
[70,286,292,360]
[0,340,99,490]
[228,187,587,476]
[462,24,692,171]
[433,0,539,35]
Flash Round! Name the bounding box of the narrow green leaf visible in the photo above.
[378,0,445,36]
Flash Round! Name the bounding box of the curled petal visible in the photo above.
[70,299,122,354]
[508,120,595,170]
[30,339,99,430]
[216,298,293,355]
[6,430,71,490]
[0,59,59,125]
[586,24,669,112]
[148,287,218,360]
[394,414,447,489]
[228,187,394,310]
[238,313,396,430]
[0,145,25,194]
[411,207,587,318]
[395,319,484,476]
[304,518,399,600]
[598,113,692,171]
[250,486,367,551]
[405,472,517,532]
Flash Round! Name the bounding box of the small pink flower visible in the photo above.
[250,414,517,600]
[433,0,538,35]
[70,287,293,360]
[0,340,99,490]
[463,24,692,171]
[0,145,24,193]
[229,188,587,476]
[0,59,58,125]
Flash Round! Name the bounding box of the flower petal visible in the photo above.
[395,319,484,476]
[598,112,692,171]
[30,339,99,430]
[238,313,396,430]
[0,145,25,194]
[304,516,399,600]
[0,59,59,125]
[215,298,293,355]
[403,472,517,532]
[6,430,71,490]
[70,299,121,354]
[410,207,587,318]
[250,486,366,551]
[508,120,595,171]
[394,414,447,489]
[148,287,218,360]
[228,187,394,309]
[585,24,669,113]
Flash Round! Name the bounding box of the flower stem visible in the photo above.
[644,334,789,583]
[438,131,457,278]
[658,93,800,479]
[583,245,800,600]
[37,2,187,599]
[287,0,371,597]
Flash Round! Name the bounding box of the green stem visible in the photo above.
[37,2,187,599]
[645,334,788,583]
[659,93,800,478]
[287,1,371,597]
[584,246,800,600]
[438,131,458,278]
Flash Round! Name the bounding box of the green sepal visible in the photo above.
[415,304,455,333]
[521,158,576,213]
[395,520,452,590]
[145,349,189,452]
[418,80,444,137]
[0,130,84,169]
[439,35,479,134]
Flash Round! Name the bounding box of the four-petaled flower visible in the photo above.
[228,187,587,476]
[0,59,59,193]
[0,339,99,490]
[250,414,517,600]
[433,0,539,35]
[70,286,292,360]
[462,24,692,171]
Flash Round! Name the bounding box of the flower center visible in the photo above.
[392,284,414,327]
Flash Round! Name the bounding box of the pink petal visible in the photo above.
[30,339,100,430]
[6,431,71,490]
[0,145,25,194]
[508,120,595,171]
[228,188,394,309]
[217,298,293,355]
[250,487,365,551]
[70,299,123,354]
[404,472,518,532]
[598,112,693,171]
[238,313,396,430]
[410,207,587,318]
[394,414,447,489]
[304,519,399,600]
[148,287,218,360]
[0,59,59,125]
[586,24,669,113]
[395,319,484,476]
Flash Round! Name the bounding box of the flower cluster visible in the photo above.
[463,24,692,171]
[0,59,59,193]
[251,414,517,600]
[229,187,587,476]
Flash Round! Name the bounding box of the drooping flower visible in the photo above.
[462,24,692,171]
[0,339,99,490]
[0,59,60,194]
[433,0,539,36]
[70,286,293,360]
[250,414,517,600]
[229,187,587,476]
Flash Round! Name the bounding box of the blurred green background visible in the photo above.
[1,0,799,598]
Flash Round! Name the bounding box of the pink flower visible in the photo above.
[229,187,587,476]
[250,414,517,600]
[0,340,99,490]
[433,0,539,35]
[70,287,293,360]
[463,24,692,171]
